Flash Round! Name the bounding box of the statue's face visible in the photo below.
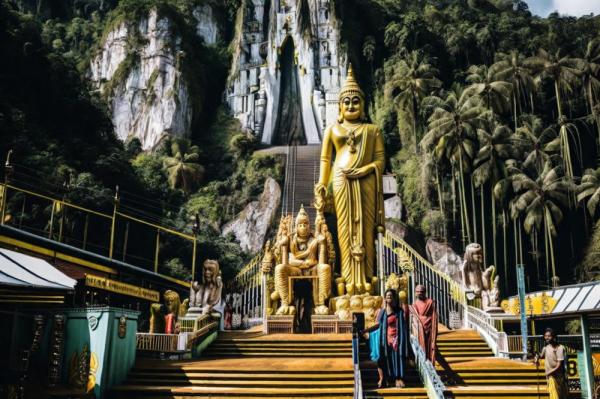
[472,249,483,264]
[165,297,176,313]
[204,265,214,282]
[341,95,362,122]
[296,220,309,238]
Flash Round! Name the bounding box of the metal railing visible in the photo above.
[466,305,508,356]
[0,178,196,285]
[409,307,446,399]
[179,314,212,333]
[381,231,467,329]
[230,251,264,322]
[136,333,181,352]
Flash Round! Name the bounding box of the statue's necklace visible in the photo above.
[342,124,359,153]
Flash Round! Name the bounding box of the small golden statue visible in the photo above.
[149,290,188,333]
[315,64,385,297]
[263,206,333,315]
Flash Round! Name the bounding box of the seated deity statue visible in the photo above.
[461,243,485,298]
[188,259,223,315]
[268,205,333,316]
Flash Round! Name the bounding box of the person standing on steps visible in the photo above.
[534,328,569,399]
[362,289,408,388]
[411,284,438,365]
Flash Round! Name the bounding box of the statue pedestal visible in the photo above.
[266,315,294,334]
[311,315,352,334]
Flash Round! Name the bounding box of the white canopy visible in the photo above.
[0,248,76,290]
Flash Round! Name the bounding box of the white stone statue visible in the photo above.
[189,259,223,315]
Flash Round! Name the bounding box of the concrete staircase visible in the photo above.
[281,144,321,220]
[436,329,551,398]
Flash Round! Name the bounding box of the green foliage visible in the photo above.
[391,149,428,227]
[581,219,600,281]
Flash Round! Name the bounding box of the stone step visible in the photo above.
[128,371,354,380]
[110,385,354,398]
[122,378,355,388]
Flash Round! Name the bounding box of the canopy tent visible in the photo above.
[0,247,76,304]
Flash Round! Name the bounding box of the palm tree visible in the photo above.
[384,50,442,152]
[473,120,518,269]
[527,50,581,179]
[422,88,488,244]
[577,168,600,218]
[163,139,204,195]
[511,161,571,286]
[513,114,559,173]
[492,50,537,130]
[463,64,512,115]
[574,39,600,148]
[526,49,580,119]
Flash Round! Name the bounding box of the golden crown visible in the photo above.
[295,205,310,225]
[339,64,365,101]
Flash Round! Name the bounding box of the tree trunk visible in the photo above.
[503,210,508,291]
[554,80,563,118]
[480,186,487,267]
[471,176,478,244]
[459,150,472,243]
[491,188,498,269]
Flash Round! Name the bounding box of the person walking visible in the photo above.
[534,328,569,399]
[363,289,408,388]
[411,284,438,365]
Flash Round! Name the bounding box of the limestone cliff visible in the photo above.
[90,5,220,150]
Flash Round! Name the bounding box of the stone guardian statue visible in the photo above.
[188,259,223,315]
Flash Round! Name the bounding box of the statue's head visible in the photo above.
[203,259,220,284]
[338,64,366,123]
[163,290,180,315]
[295,205,310,238]
[464,243,483,265]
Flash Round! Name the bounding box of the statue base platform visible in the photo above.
[311,315,352,334]
[266,315,294,334]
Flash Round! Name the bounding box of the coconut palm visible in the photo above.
[422,88,488,243]
[462,64,512,116]
[163,139,204,195]
[473,121,518,269]
[574,39,600,149]
[526,49,580,119]
[577,168,600,218]
[511,161,572,285]
[513,114,559,173]
[492,50,537,130]
[384,50,441,152]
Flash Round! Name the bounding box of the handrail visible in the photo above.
[352,328,363,399]
[466,305,508,357]
[232,250,264,320]
[383,231,467,329]
[409,307,446,399]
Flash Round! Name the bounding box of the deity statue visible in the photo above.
[315,64,385,297]
[189,259,223,315]
[269,206,332,315]
[149,290,188,333]
[481,265,503,312]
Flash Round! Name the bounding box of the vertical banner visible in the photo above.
[578,351,590,399]
[516,264,528,361]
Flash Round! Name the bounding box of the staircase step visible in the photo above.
[111,385,354,397]
[128,371,354,380]
[123,379,354,388]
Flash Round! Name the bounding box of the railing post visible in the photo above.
[109,186,119,259]
[377,232,384,295]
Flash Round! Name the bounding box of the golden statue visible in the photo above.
[265,206,333,315]
[149,290,188,333]
[315,64,385,296]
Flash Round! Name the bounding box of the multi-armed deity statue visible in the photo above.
[314,64,385,297]
[263,65,386,320]
[264,207,333,315]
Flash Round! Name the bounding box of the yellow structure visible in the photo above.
[315,64,385,296]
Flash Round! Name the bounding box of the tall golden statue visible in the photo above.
[315,65,385,296]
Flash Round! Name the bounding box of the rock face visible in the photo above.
[90,6,219,150]
[425,238,463,283]
[226,0,346,144]
[221,177,281,253]
[384,195,403,219]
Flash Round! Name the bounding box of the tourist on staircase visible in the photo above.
[411,284,438,365]
[362,288,408,389]
[534,328,569,399]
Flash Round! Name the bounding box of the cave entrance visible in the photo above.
[273,38,307,146]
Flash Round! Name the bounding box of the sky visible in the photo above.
[526,0,600,16]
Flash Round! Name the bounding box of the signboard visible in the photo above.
[516,264,528,360]
[85,274,159,302]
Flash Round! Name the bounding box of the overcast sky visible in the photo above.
[526,0,600,16]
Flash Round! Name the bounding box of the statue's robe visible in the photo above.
[411,298,438,364]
